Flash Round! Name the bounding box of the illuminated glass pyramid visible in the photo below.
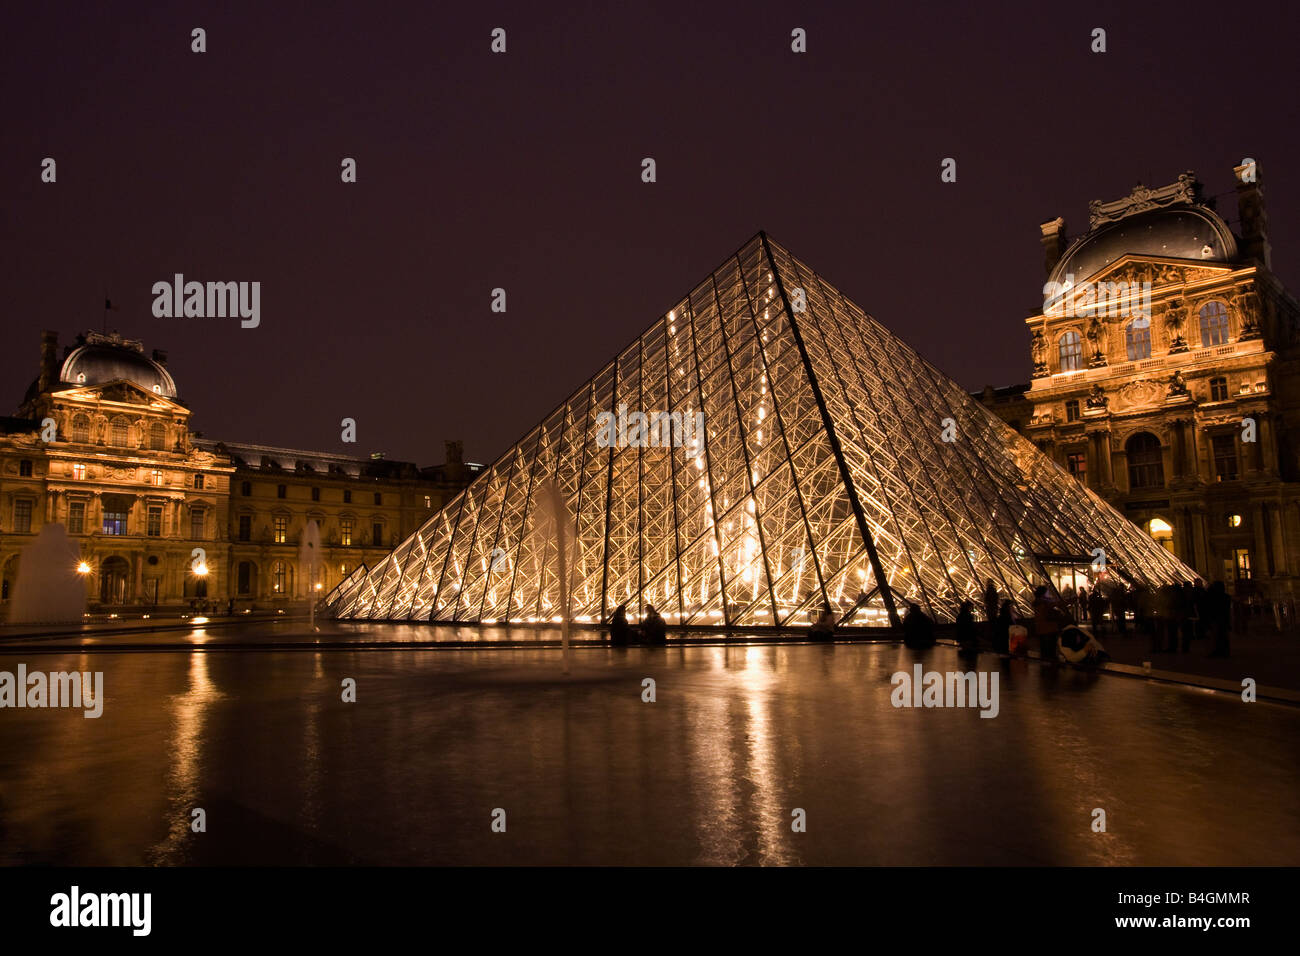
[324,233,1194,627]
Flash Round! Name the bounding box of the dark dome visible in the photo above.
[60,342,178,398]
[1049,205,1238,286]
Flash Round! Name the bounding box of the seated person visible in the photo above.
[641,604,667,644]
[810,607,836,639]
[1057,624,1107,664]
[608,603,632,646]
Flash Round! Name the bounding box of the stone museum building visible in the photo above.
[0,330,479,611]
[978,164,1300,600]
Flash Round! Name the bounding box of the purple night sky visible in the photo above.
[3,1,1298,467]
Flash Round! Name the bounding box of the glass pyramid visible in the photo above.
[324,233,1195,627]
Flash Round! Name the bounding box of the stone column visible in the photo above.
[1253,504,1273,577]
[1270,503,1288,576]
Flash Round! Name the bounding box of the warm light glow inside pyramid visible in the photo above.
[324,233,1195,627]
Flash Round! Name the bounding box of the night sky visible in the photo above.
[4,1,1298,467]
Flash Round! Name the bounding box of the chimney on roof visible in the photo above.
[1234,160,1271,270]
[445,440,464,465]
[1039,217,1067,277]
[152,348,168,367]
[38,330,59,394]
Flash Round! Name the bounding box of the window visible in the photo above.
[191,509,205,540]
[274,516,288,544]
[1212,434,1238,481]
[1147,517,1175,553]
[68,501,85,534]
[1227,513,1243,528]
[311,486,320,502]
[147,506,163,537]
[111,417,130,447]
[374,492,383,505]
[149,422,167,450]
[150,469,164,486]
[1126,432,1165,489]
[340,518,353,547]
[238,514,252,541]
[1066,451,1087,483]
[1125,318,1152,360]
[1235,549,1252,580]
[237,562,253,596]
[1057,331,1083,372]
[1200,301,1230,346]
[272,561,287,594]
[103,511,127,535]
[194,473,205,490]
[343,489,352,504]
[1210,376,1228,402]
[373,523,384,547]
[19,460,33,477]
[1065,400,1081,422]
[13,500,33,534]
[73,463,86,480]
[72,415,90,443]
[424,495,432,509]
[241,481,252,496]
[277,484,287,499]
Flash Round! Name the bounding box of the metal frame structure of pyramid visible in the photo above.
[323,232,1195,627]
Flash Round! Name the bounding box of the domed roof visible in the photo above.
[1048,204,1238,286]
[60,334,178,398]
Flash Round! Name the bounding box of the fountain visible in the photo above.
[536,479,577,673]
[299,519,321,630]
[7,523,88,626]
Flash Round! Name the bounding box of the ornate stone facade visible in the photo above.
[0,330,479,611]
[978,165,1300,599]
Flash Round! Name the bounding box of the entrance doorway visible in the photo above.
[99,556,130,604]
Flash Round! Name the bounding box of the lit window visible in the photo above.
[1066,451,1086,483]
[1125,318,1152,360]
[274,515,288,544]
[150,469,164,486]
[1227,513,1243,528]
[340,518,353,547]
[1235,549,1252,580]
[1147,517,1174,553]
[424,495,432,509]
[73,463,87,480]
[1058,331,1083,371]
[1210,376,1228,402]
[273,561,287,593]
[1200,301,1230,347]
[103,511,127,535]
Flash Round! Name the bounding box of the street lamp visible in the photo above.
[76,561,91,575]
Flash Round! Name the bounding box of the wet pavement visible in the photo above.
[0,631,1297,866]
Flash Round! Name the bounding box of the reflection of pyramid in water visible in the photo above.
[325,232,1194,627]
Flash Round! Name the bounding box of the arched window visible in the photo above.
[71,414,91,443]
[1126,432,1165,489]
[110,416,130,447]
[1147,517,1175,553]
[272,561,290,594]
[1058,331,1083,371]
[1125,318,1152,360]
[1200,301,1230,346]
[149,421,167,450]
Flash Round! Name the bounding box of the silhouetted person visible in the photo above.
[994,599,1015,655]
[608,603,632,646]
[982,580,999,626]
[810,606,836,640]
[1207,582,1231,657]
[1191,578,1208,642]
[1110,586,1128,635]
[641,604,666,644]
[955,599,978,658]
[1088,587,1106,634]
[901,602,935,649]
[227,597,235,616]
